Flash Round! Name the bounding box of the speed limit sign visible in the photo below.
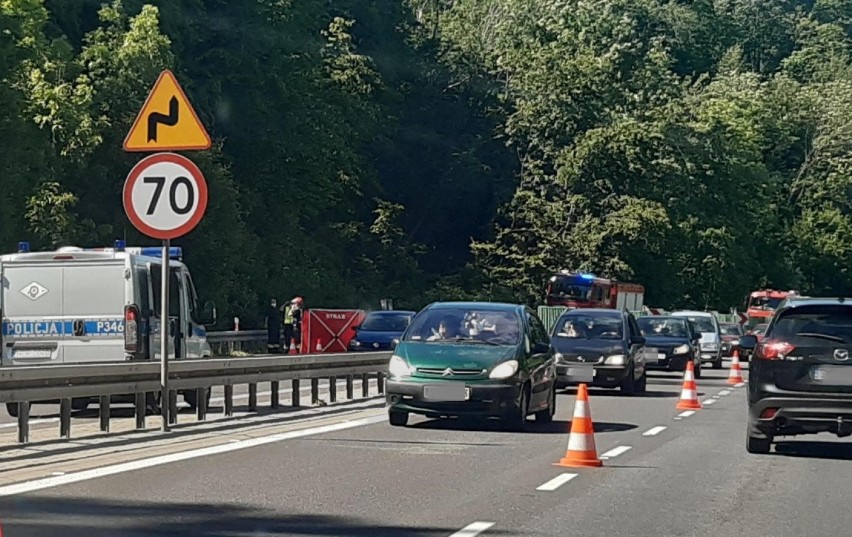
[123,152,208,239]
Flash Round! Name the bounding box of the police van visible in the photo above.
[0,241,217,416]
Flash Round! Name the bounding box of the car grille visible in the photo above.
[415,367,484,376]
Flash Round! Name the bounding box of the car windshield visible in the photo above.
[554,314,623,340]
[770,306,852,345]
[750,296,783,310]
[720,324,742,336]
[637,318,689,338]
[404,307,521,345]
[360,313,411,332]
[676,315,715,333]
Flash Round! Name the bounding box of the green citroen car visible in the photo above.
[385,302,557,430]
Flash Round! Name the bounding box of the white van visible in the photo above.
[670,310,723,369]
[0,241,217,415]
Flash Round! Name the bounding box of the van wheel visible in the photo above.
[183,388,212,411]
[713,356,723,369]
[535,385,556,422]
[389,410,409,427]
[694,361,702,379]
[6,402,28,418]
[634,372,647,394]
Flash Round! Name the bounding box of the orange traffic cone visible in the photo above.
[676,360,703,410]
[727,349,745,385]
[289,341,297,353]
[315,339,323,352]
[555,383,603,468]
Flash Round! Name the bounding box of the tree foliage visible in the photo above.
[2,0,852,326]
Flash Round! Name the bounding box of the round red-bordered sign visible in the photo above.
[123,153,208,240]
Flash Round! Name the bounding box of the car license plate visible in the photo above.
[566,367,594,383]
[423,383,466,401]
[12,348,52,359]
[812,366,852,385]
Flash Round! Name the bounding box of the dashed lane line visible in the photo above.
[675,410,696,419]
[599,445,632,459]
[703,399,716,405]
[642,426,667,437]
[718,389,732,396]
[450,522,495,537]
[536,473,578,491]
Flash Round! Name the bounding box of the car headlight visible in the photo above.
[489,360,519,379]
[604,354,626,366]
[730,339,740,346]
[388,355,413,378]
[673,344,690,355]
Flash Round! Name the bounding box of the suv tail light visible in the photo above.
[757,341,795,360]
[125,304,141,353]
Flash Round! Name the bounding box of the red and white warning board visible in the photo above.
[302,309,366,353]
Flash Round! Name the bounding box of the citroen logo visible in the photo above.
[834,349,849,361]
[441,367,454,376]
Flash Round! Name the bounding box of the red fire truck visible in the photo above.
[545,271,645,311]
[744,289,796,328]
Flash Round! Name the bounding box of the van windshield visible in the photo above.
[678,315,715,333]
[404,308,520,346]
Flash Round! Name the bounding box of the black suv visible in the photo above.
[740,297,852,454]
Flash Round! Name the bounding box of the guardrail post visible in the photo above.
[60,398,72,439]
[17,402,29,444]
[377,372,385,394]
[196,388,208,421]
[362,373,369,397]
[346,375,354,399]
[271,381,280,409]
[292,379,301,407]
[224,385,234,416]
[329,376,337,403]
[135,393,146,430]
[168,391,178,425]
[248,383,258,412]
[99,395,110,433]
[311,378,319,405]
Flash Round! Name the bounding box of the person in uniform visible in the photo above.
[265,298,282,353]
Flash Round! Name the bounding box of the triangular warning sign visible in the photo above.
[123,69,211,152]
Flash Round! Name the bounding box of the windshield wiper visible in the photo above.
[440,337,501,346]
[795,332,846,343]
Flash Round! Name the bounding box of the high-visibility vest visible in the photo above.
[283,305,294,324]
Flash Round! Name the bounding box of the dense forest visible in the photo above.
[2,0,852,327]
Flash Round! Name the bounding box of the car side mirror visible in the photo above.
[739,335,758,350]
[201,300,217,327]
[692,335,701,343]
[391,338,400,349]
[630,335,645,345]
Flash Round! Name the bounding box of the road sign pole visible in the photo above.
[160,238,170,432]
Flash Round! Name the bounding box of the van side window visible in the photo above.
[137,269,151,314]
[151,266,181,318]
[185,272,201,324]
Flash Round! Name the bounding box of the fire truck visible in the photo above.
[544,270,645,311]
[744,289,797,328]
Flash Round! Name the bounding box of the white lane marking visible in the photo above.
[718,389,732,396]
[0,414,386,497]
[677,410,696,418]
[536,473,578,491]
[642,426,667,437]
[735,382,745,388]
[450,522,495,536]
[703,399,716,405]
[0,418,59,429]
[599,445,632,459]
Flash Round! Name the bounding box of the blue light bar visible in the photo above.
[114,239,126,252]
[579,273,596,280]
[17,241,30,253]
[125,246,183,260]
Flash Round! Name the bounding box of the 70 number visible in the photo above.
[143,176,195,216]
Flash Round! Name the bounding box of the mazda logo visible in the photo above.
[834,349,849,361]
[577,356,585,363]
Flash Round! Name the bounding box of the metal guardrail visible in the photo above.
[0,351,391,444]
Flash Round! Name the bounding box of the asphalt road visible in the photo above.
[2,361,852,537]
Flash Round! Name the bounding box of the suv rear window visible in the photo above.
[771,305,852,345]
